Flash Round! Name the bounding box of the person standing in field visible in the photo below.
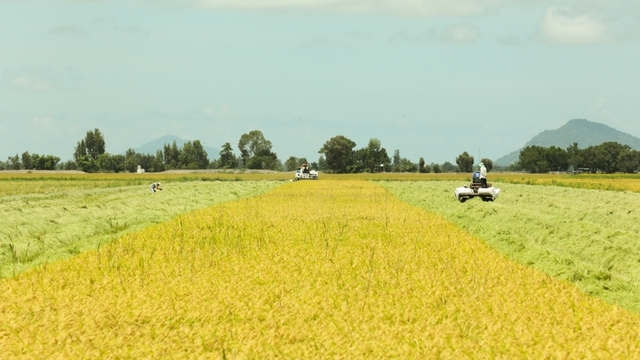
[479,162,487,188]
[149,182,162,193]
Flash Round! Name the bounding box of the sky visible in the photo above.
[1,0,639,164]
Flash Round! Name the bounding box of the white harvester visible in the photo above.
[454,171,500,203]
[294,164,318,181]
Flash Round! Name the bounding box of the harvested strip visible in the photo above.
[1,180,639,358]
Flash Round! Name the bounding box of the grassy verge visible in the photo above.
[0,180,282,278]
[380,180,640,312]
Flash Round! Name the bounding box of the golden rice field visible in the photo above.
[2,179,640,358]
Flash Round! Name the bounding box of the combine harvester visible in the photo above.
[454,171,500,203]
[294,164,318,181]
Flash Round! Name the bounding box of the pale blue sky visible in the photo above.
[1,0,639,164]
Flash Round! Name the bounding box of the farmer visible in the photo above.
[149,182,162,193]
[479,162,487,188]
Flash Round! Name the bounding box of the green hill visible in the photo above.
[495,119,640,166]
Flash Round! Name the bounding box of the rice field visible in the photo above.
[0,172,291,196]
[0,179,282,278]
[2,179,640,358]
[381,180,640,313]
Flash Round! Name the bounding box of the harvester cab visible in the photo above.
[294,164,318,181]
[454,171,500,203]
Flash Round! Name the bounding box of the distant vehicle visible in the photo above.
[294,164,318,181]
[454,171,500,202]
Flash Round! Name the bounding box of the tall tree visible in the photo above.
[180,141,198,169]
[21,151,33,170]
[519,146,548,173]
[566,142,583,170]
[355,138,391,173]
[74,140,87,162]
[192,140,209,169]
[318,135,356,174]
[519,145,568,173]
[317,156,328,171]
[618,149,640,173]
[74,128,105,172]
[441,161,457,173]
[149,150,165,172]
[218,143,238,169]
[455,151,474,173]
[480,158,493,172]
[163,141,181,170]
[395,158,418,173]
[238,130,279,170]
[546,146,569,172]
[392,149,401,169]
[135,152,155,172]
[78,129,105,160]
[96,153,117,173]
[284,156,300,171]
[6,155,19,170]
[110,154,126,173]
[124,148,138,173]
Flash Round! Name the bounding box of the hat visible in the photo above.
[479,162,484,166]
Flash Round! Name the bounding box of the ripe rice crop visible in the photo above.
[494,174,640,193]
[381,180,640,313]
[1,180,640,358]
[0,180,281,278]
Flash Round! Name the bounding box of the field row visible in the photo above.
[0,181,281,278]
[1,180,639,357]
[382,180,640,312]
[0,172,290,196]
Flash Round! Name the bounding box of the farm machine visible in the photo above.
[294,164,318,181]
[454,171,500,203]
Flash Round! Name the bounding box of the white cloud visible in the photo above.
[194,0,503,17]
[10,75,54,91]
[536,5,609,44]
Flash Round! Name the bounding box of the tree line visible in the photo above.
[516,142,640,173]
[0,127,517,174]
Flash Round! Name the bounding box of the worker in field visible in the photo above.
[149,182,162,193]
[479,162,487,188]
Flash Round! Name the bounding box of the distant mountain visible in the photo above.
[495,119,640,166]
[134,135,220,158]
